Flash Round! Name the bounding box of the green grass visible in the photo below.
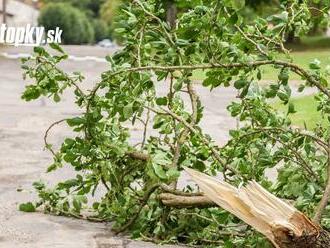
[192,37,330,81]
[191,36,330,128]
[272,95,326,129]
[262,49,330,80]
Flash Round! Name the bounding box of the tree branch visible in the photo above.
[44,119,67,156]
[159,193,216,208]
[313,133,330,224]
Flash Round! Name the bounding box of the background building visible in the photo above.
[0,0,39,26]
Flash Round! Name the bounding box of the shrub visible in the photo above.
[38,3,94,44]
[92,19,109,42]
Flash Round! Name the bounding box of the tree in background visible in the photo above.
[100,0,122,25]
[92,19,109,42]
[39,0,110,44]
[102,0,330,44]
[38,3,94,44]
[101,0,202,42]
[244,0,330,41]
[39,0,106,18]
[99,0,123,40]
[308,0,330,36]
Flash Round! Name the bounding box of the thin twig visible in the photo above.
[44,119,67,156]
[313,131,330,224]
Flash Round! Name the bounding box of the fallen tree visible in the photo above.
[19,0,330,246]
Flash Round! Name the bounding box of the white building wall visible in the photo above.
[0,0,39,27]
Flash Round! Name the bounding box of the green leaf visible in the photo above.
[229,13,238,24]
[72,195,87,212]
[73,198,82,212]
[66,117,85,127]
[33,46,46,55]
[240,85,249,98]
[257,70,262,80]
[153,164,167,179]
[202,77,213,87]
[21,85,41,101]
[234,79,247,89]
[59,179,79,189]
[194,160,206,171]
[47,162,59,172]
[287,102,296,114]
[123,103,134,119]
[19,202,36,212]
[309,59,321,70]
[278,69,289,84]
[153,115,165,129]
[173,81,183,91]
[53,93,61,102]
[277,92,288,102]
[156,97,168,106]
[298,84,305,92]
[32,181,45,191]
[277,86,291,103]
[274,11,288,22]
[49,43,65,53]
[115,28,126,34]
[151,151,170,179]
[167,168,180,179]
[76,195,88,203]
[64,138,75,146]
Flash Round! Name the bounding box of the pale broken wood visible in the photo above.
[185,168,330,248]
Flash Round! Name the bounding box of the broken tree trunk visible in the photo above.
[184,168,330,248]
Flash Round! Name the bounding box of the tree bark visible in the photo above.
[166,0,177,29]
[159,193,216,208]
[2,0,7,24]
[286,29,300,44]
[274,228,330,248]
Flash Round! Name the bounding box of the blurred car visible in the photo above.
[97,39,115,48]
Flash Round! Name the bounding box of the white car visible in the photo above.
[97,39,115,48]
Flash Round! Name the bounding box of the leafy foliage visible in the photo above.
[40,0,106,18]
[21,0,330,246]
[92,19,110,42]
[38,3,95,44]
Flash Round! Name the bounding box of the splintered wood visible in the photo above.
[185,168,330,248]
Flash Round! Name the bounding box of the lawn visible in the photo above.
[263,50,330,80]
[193,50,330,81]
[272,95,326,129]
[192,37,330,81]
[191,37,330,128]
